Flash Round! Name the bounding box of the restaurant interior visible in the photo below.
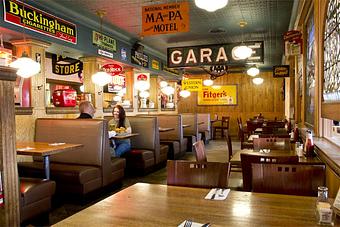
[0,0,340,226]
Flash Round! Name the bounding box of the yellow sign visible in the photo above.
[182,79,202,91]
[151,59,160,70]
[198,85,237,105]
[142,2,189,36]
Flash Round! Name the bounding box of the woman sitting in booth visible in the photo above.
[108,104,132,157]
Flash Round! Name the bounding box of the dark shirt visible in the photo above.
[77,113,93,119]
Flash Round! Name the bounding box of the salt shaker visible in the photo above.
[316,186,334,225]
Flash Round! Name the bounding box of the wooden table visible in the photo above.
[111,133,139,140]
[17,141,83,179]
[53,183,331,226]
[159,127,174,132]
[230,149,323,166]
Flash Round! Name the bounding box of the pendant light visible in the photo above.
[203,79,214,86]
[9,0,40,78]
[252,77,264,85]
[195,0,229,12]
[91,10,111,86]
[179,90,190,98]
[247,65,260,77]
[232,21,252,60]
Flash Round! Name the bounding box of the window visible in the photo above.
[305,12,315,128]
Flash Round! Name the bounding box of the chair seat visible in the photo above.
[20,178,56,206]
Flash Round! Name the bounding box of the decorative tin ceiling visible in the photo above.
[33,0,295,71]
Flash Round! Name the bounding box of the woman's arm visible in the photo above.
[126,126,132,134]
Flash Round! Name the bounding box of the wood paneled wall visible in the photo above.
[178,71,285,136]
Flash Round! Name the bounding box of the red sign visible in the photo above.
[137,73,148,81]
[102,63,123,76]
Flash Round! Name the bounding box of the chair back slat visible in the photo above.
[225,129,232,161]
[193,140,207,162]
[252,163,325,196]
[241,153,299,191]
[253,137,290,151]
[167,160,230,188]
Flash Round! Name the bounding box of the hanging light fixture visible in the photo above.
[161,86,175,96]
[195,0,229,12]
[252,77,264,85]
[203,79,214,86]
[247,65,260,77]
[232,21,253,60]
[179,90,191,98]
[135,80,150,91]
[91,68,112,86]
[160,81,168,88]
[139,90,150,98]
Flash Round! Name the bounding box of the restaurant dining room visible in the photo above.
[1,0,340,226]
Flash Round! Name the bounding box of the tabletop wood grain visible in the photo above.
[53,183,334,227]
[16,141,83,156]
[111,133,139,140]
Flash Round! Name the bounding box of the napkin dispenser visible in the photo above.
[52,89,77,107]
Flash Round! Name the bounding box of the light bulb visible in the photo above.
[135,80,150,91]
[179,90,191,98]
[252,77,264,85]
[160,81,168,88]
[10,56,40,78]
[161,86,175,95]
[232,45,253,60]
[203,79,214,86]
[195,0,229,12]
[247,66,260,77]
[91,71,112,86]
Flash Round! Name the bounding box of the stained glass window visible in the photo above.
[305,12,315,127]
[323,0,340,102]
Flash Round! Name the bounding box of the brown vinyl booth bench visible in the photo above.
[18,118,126,197]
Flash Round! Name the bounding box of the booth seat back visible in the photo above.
[129,116,161,164]
[33,118,115,186]
[198,113,211,139]
[157,115,183,141]
[182,113,198,138]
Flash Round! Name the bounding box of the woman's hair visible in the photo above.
[113,105,126,128]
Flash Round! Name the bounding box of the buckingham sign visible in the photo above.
[3,0,77,44]
[167,41,263,68]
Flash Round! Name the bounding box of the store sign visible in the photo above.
[151,59,160,70]
[273,65,290,78]
[92,31,116,52]
[108,75,126,92]
[131,49,149,68]
[167,41,264,68]
[198,85,237,106]
[102,63,123,76]
[284,30,302,56]
[51,54,83,79]
[3,0,77,44]
[142,2,189,36]
[134,72,150,84]
[182,79,202,91]
[98,49,113,58]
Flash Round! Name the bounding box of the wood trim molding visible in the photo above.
[322,102,340,121]
[45,107,79,114]
[15,107,33,115]
[0,66,17,81]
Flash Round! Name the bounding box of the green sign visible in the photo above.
[92,31,117,52]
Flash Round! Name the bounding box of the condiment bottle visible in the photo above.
[316,186,334,225]
[304,130,314,157]
[293,123,299,142]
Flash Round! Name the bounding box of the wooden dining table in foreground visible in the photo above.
[52,183,332,227]
[16,141,83,179]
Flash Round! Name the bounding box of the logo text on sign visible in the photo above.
[181,79,202,91]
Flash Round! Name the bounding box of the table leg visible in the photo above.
[43,156,50,180]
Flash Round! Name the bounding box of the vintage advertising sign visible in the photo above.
[167,41,264,68]
[198,85,237,106]
[92,31,117,52]
[163,65,180,75]
[51,54,83,79]
[284,30,302,56]
[273,65,290,78]
[151,59,160,70]
[181,79,202,91]
[102,63,123,76]
[107,75,126,92]
[3,0,77,44]
[142,2,189,36]
[131,49,149,68]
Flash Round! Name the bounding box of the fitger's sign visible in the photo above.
[3,0,77,44]
[167,41,264,68]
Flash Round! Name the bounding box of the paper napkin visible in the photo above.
[108,131,116,138]
[204,188,230,200]
[178,220,206,227]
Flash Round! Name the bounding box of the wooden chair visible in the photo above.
[241,153,299,191]
[253,137,290,151]
[225,129,242,173]
[237,120,253,150]
[246,120,264,135]
[167,160,230,188]
[213,116,230,139]
[193,140,207,162]
[252,163,325,196]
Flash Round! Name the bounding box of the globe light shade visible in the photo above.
[80,85,85,93]
[252,77,264,85]
[91,71,112,86]
[10,57,40,78]
[113,95,122,102]
[139,90,150,98]
[161,86,175,96]
[195,0,228,12]
[232,45,253,60]
[135,80,150,91]
[203,79,214,86]
[247,66,260,77]
[160,81,168,88]
[179,90,191,98]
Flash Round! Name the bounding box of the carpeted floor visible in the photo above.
[25,139,243,226]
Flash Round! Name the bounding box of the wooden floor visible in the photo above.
[24,139,243,226]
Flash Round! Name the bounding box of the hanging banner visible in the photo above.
[92,31,117,52]
[167,41,264,68]
[181,79,202,91]
[51,54,83,80]
[3,0,77,44]
[142,2,189,36]
[198,85,237,105]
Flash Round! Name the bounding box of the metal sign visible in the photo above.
[92,31,117,52]
[181,79,202,91]
[273,65,290,78]
[167,41,264,68]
